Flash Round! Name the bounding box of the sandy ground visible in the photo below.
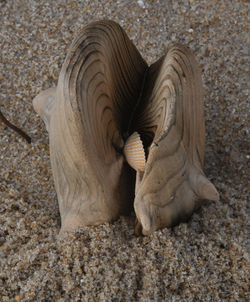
[0,0,249,301]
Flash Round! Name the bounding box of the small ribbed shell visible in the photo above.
[124,132,146,172]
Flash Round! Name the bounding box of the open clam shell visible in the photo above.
[33,20,219,236]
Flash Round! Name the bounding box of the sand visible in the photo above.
[0,0,249,301]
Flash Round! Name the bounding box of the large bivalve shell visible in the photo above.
[33,20,219,236]
[124,132,146,172]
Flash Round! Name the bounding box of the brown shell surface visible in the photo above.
[33,20,219,235]
[34,20,147,233]
[133,45,219,235]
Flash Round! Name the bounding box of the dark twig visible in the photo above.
[0,109,31,143]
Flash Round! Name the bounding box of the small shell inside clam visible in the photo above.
[123,132,146,172]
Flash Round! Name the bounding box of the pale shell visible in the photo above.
[124,132,146,172]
